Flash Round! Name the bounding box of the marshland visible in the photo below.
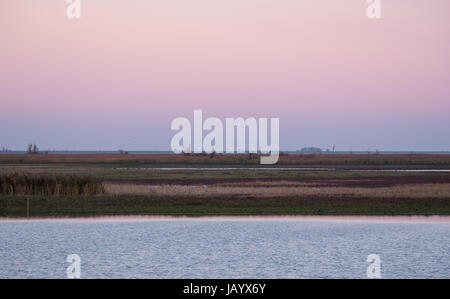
[0,153,449,217]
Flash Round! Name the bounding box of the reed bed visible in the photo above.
[0,173,104,196]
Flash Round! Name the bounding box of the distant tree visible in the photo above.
[27,144,39,154]
[27,144,33,154]
[118,149,129,155]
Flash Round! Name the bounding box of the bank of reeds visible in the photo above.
[0,173,104,196]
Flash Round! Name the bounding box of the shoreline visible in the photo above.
[1,215,450,224]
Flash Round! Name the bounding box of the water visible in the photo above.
[0,218,448,279]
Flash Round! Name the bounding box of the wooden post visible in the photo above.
[26,198,30,219]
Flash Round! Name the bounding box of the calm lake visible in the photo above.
[0,217,449,279]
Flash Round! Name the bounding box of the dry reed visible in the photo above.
[0,173,104,196]
[103,182,450,199]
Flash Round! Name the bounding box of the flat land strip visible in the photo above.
[1,154,449,217]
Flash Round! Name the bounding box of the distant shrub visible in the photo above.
[26,143,39,154]
[0,173,104,196]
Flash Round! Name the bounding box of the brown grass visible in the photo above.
[0,173,104,196]
[103,182,450,199]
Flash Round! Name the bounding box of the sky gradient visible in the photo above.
[1,0,449,151]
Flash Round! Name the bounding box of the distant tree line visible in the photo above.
[27,144,39,154]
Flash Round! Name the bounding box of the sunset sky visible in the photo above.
[1,0,449,151]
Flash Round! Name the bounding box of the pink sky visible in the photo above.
[1,0,449,151]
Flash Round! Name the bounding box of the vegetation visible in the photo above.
[0,173,104,196]
[103,182,450,199]
[0,154,449,217]
[26,144,39,154]
[1,153,450,168]
[1,195,448,217]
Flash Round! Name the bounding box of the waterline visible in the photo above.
[114,167,450,172]
[1,215,449,224]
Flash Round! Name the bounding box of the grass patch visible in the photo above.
[1,195,449,217]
